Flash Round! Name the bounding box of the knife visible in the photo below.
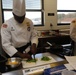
[33,54,36,63]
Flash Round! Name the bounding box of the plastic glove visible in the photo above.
[21,53,32,59]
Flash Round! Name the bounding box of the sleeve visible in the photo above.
[30,22,38,47]
[70,20,76,42]
[1,24,18,57]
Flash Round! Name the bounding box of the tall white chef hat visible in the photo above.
[13,0,26,16]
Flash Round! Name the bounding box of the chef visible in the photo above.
[1,0,38,59]
[70,19,76,55]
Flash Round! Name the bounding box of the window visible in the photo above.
[1,0,44,26]
[57,0,76,25]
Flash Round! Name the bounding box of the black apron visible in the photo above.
[6,42,31,58]
[16,42,31,53]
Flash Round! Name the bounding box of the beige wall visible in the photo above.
[0,0,70,30]
[35,0,57,30]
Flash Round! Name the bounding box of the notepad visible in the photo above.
[65,56,76,70]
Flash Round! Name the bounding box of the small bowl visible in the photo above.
[6,57,21,69]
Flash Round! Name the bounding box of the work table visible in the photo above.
[2,52,68,75]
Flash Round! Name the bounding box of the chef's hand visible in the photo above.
[21,53,32,59]
[31,43,37,55]
[14,52,32,59]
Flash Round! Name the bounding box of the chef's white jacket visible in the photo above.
[1,17,38,57]
[70,19,76,42]
[70,19,76,55]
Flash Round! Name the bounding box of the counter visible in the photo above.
[37,34,72,58]
[2,52,68,75]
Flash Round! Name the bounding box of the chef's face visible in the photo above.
[13,13,25,23]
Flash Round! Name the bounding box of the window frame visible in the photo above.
[1,0,44,26]
[57,1,76,26]
[57,10,76,25]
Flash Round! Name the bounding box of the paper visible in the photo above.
[65,56,76,70]
[62,70,76,75]
[22,56,56,68]
[64,63,74,70]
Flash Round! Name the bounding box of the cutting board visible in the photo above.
[22,56,56,68]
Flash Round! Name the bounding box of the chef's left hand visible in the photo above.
[31,43,37,55]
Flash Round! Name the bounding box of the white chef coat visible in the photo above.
[1,17,38,57]
[70,19,76,55]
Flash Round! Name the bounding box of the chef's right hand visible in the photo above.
[21,53,32,59]
[14,52,32,59]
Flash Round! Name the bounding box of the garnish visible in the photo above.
[41,56,51,61]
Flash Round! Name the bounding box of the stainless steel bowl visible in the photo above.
[6,57,21,69]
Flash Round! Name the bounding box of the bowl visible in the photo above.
[6,57,21,69]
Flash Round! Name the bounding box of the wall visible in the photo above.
[0,0,70,30]
[35,0,57,30]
